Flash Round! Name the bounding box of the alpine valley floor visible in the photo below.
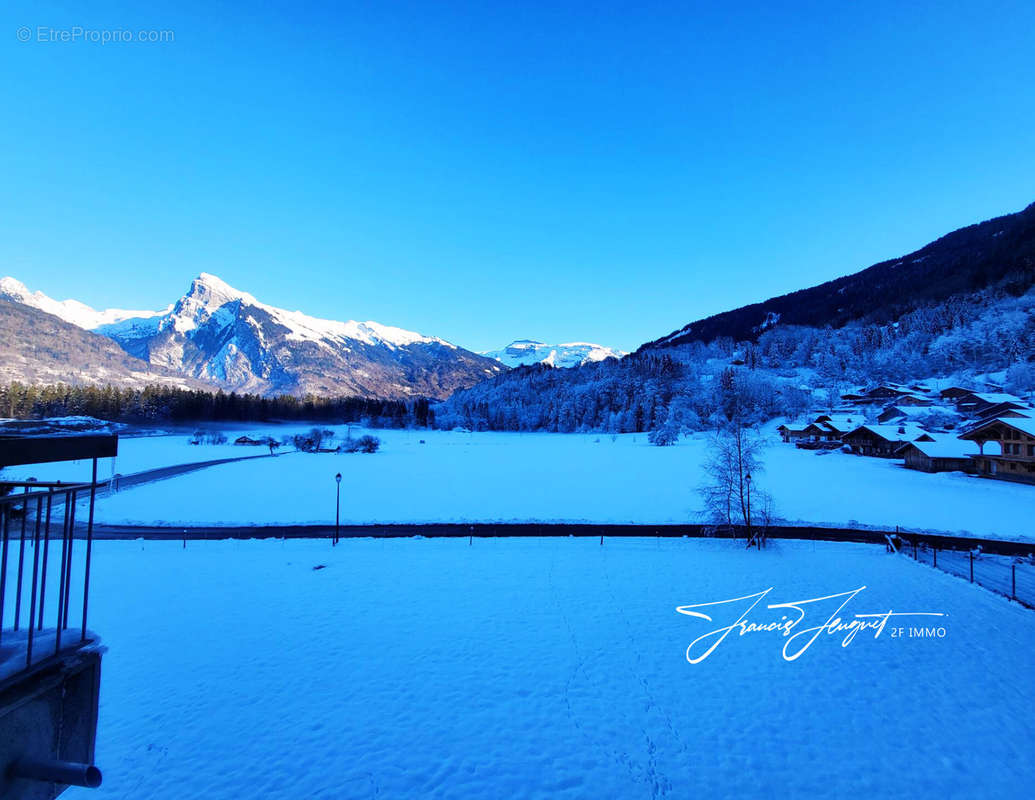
[10,425,1033,542]
[40,537,1035,800]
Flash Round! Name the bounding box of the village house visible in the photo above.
[958,417,1035,484]
[779,413,860,447]
[777,421,836,446]
[955,392,1028,417]
[938,386,974,403]
[877,405,929,424]
[839,383,935,406]
[861,383,916,401]
[968,401,1033,426]
[777,423,812,444]
[800,422,843,447]
[813,413,860,434]
[888,393,932,407]
[899,435,986,474]
[842,423,925,457]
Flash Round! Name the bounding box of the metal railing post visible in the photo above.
[62,490,77,630]
[969,551,974,583]
[1012,564,1017,600]
[81,460,98,641]
[0,507,8,644]
[38,492,52,631]
[15,486,28,629]
[55,493,71,653]
[933,547,937,569]
[26,495,43,668]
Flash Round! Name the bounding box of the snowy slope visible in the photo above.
[482,339,625,368]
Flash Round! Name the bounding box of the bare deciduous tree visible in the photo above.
[699,422,772,548]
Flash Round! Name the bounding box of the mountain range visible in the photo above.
[4,201,1032,404]
[481,339,625,369]
[0,274,502,399]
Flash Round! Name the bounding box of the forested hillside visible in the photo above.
[436,201,1035,436]
[436,283,1035,434]
[644,201,1035,349]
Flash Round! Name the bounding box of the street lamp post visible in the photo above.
[334,473,342,546]
[745,472,753,546]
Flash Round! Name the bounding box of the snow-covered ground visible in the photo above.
[14,425,1030,541]
[43,537,1034,799]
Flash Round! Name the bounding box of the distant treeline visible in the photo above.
[0,382,434,427]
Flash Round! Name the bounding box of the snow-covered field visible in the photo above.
[49,537,1035,799]
[0,423,328,483]
[12,425,1031,541]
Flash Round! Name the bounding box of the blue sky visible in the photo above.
[2,1,1034,353]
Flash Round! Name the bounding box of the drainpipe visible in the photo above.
[9,759,102,789]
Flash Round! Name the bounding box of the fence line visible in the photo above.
[903,536,1034,608]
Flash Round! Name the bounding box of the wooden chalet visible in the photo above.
[969,401,1033,425]
[842,424,923,457]
[877,405,929,424]
[890,394,932,407]
[958,417,1035,484]
[955,392,1028,416]
[840,384,928,405]
[861,384,914,401]
[776,423,811,443]
[899,435,983,473]
[813,413,859,434]
[938,386,974,402]
[779,413,859,447]
[777,422,838,445]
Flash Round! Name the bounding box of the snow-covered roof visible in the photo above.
[864,383,912,395]
[959,416,1035,439]
[964,392,1025,405]
[1002,417,1035,436]
[880,406,928,418]
[903,435,992,460]
[847,423,926,442]
[813,413,859,431]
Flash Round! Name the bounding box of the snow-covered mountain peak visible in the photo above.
[482,339,626,369]
[187,273,257,308]
[0,276,29,297]
[162,273,258,335]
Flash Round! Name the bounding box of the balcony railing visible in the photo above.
[0,476,101,681]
